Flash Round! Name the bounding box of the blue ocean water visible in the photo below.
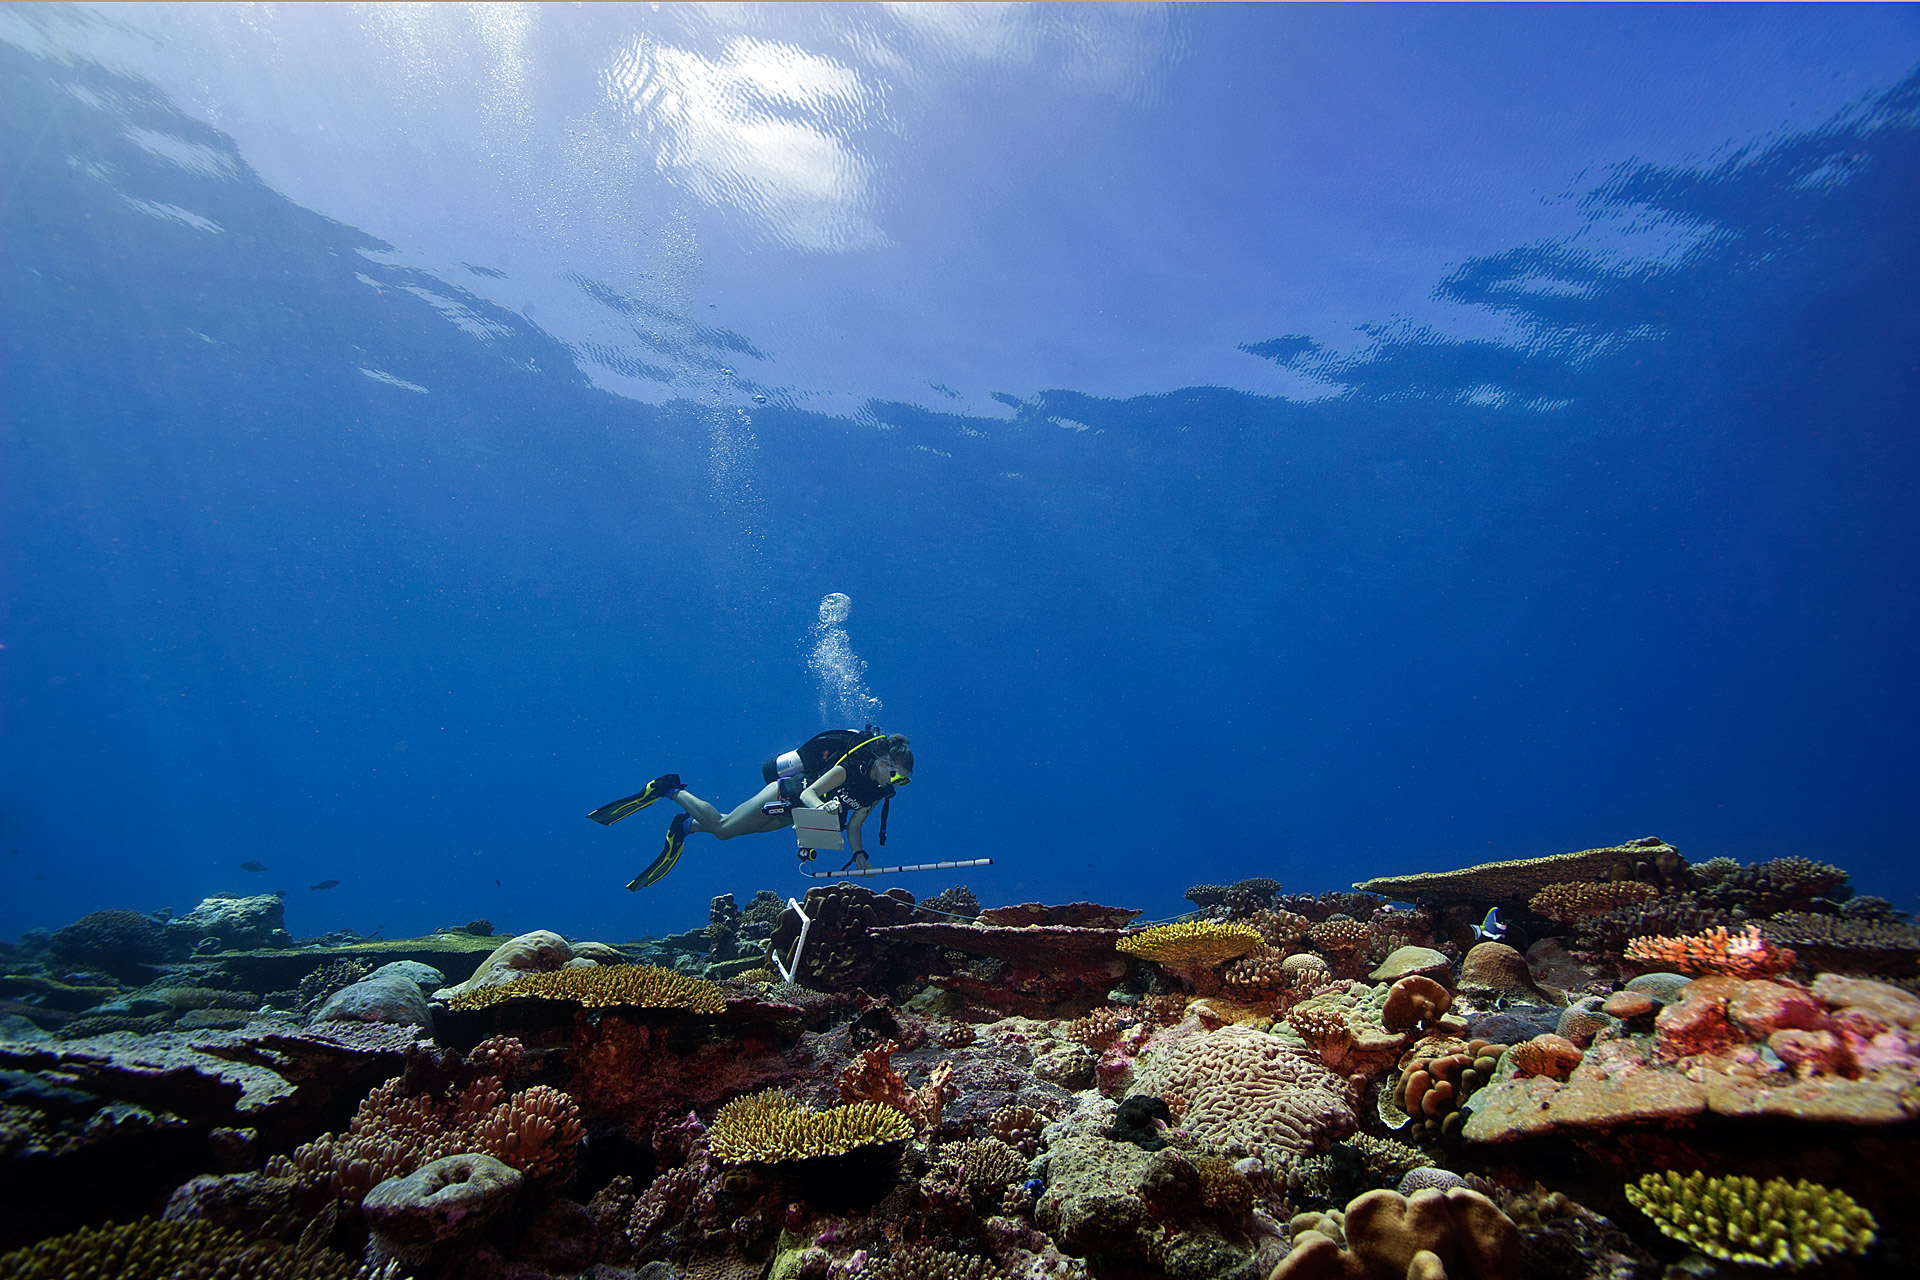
[2,5,1917,949]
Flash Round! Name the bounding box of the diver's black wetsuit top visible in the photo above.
[796,729,896,810]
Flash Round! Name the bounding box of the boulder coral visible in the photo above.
[1271,1187,1521,1280]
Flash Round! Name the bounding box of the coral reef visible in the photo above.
[1624,1170,1875,1267]
[10,838,1920,1280]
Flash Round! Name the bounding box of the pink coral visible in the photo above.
[1624,924,1796,978]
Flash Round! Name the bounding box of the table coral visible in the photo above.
[1354,838,1687,907]
[1128,1023,1356,1163]
[708,1088,912,1163]
[1695,856,1850,915]
[1117,921,1262,971]
[444,962,725,1013]
[1623,1170,1875,1268]
[1623,924,1795,978]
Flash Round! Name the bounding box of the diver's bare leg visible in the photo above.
[671,782,791,840]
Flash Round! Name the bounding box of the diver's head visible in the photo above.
[878,734,913,786]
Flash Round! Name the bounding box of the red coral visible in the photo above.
[839,1040,914,1113]
[1624,924,1796,977]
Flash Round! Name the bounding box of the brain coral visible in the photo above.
[1128,1024,1356,1162]
[1117,921,1261,968]
[0,1216,399,1279]
[708,1088,913,1164]
[447,962,725,1013]
[1624,1171,1876,1268]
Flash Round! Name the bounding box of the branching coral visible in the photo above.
[1624,924,1796,978]
[1624,1171,1876,1268]
[1695,856,1850,915]
[1762,912,1920,975]
[0,1216,401,1280]
[1528,880,1657,923]
[1307,917,1372,955]
[865,1246,997,1280]
[708,1088,912,1163]
[268,1049,584,1204]
[837,1040,953,1132]
[445,962,725,1013]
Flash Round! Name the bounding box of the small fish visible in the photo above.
[1470,907,1507,942]
[239,860,268,873]
[495,879,501,888]
[309,879,340,891]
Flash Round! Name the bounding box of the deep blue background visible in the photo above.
[3,11,1917,945]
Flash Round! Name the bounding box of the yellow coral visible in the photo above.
[1624,1171,1876,1268]
[0,1217,398,1279]
[709,1088,913,1164]
[1117,921,1261,968]
[447,962,725,1014]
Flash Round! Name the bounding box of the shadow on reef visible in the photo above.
[7,839,1920,1279]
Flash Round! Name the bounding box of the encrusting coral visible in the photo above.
[0,1216,402,1280]
[1623,924,1796,978]
[1624,1170,1876,1268]
[444,962,725,1013]
[707,1088,913,1164]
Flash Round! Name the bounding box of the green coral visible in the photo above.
[1624,1171,1876,1268]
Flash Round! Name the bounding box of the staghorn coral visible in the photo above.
[1222,947,1293,1002]
[1527,880,1657,923]
[708,1088,912,1163]
[1058,1006,1135,1051]
[445,962,725,1013]
[1695,856,1850,915]
[1117,921,1262,969]
[1623,924,1795,978]
[0,1216,400,1280]
[1624,1171,1875,1268]
[1129,1023,1357,1162]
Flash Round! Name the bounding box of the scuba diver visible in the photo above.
[589,726,914,890]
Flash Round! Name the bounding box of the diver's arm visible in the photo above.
[845,804,869,852]
[799,765,846,808]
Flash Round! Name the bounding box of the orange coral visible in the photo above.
[1624,924,1796,978]
[837,1040,953,1133]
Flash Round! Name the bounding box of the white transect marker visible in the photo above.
[772,896,811,983]
[802,858,994,879]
